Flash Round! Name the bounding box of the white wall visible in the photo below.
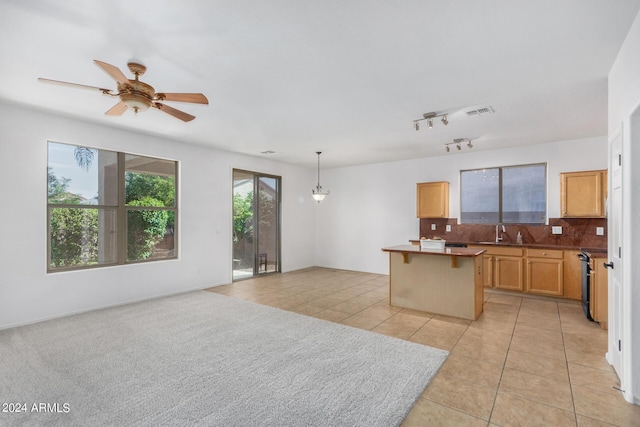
[0,102,316,329]
[315,137,607,274]
[608,9,640,405]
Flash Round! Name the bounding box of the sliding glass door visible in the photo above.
[232,169,281,280]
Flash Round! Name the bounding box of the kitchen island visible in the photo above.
[381,245,486,320]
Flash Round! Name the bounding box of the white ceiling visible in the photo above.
[1,0,639,168]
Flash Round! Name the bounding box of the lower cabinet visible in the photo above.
[590,258,609,329]
[495,256,525,291]
[563,250,582,300]
[470,246,524,291]
[526,249,564,296]
[471,245,578,298]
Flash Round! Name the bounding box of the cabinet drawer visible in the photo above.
[483,247,523,257]
[527,248,563,259]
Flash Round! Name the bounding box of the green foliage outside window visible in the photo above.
[127,197,169,261]
[50,208,99,268]
[233,191,253,243]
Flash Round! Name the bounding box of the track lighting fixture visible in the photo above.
[444,138,474,153]
[413,111,449,130]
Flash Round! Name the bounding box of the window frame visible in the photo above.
[47,141,178,273]
[459,162,547,225]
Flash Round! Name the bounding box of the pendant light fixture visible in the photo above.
[312,151,330,203]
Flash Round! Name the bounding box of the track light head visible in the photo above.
[428,119,433,128]
[467,141,473,148]
[414,121,419,131]
[456,144,461,150]
[441,114,448,125]
[445,146,450,152]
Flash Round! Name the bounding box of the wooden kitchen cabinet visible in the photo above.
[417,181,449,218]
[481,254,493,288]
[590,258,609,329]
[560,170,607,217]
[563,250,582,300]
[526,249,564,296]
[470,246,523,291]
[495,256,524,291]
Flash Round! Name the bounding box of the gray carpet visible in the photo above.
[0,291,448,427]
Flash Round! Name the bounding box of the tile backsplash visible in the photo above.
[419,217,607,249]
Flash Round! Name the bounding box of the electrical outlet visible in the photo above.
[552,226,562,235]
[431,224,436,231]
[445,225,452,232]
[596,227,605,236]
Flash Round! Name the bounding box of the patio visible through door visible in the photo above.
[232,169,281,280]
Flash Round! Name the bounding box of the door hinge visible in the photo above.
[619,154,622,166]
[619,340,622,351]
[619,247,622,259]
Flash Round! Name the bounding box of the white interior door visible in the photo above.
[607,127,623,378]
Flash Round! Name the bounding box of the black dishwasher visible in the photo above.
[577,250,594,321]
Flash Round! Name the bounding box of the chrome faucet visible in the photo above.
[495,224,506,243]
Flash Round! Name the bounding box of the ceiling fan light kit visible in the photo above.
[39,59,209,122]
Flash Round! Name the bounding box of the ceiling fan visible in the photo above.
[39,60,208,122]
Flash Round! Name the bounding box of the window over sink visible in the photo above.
[460,163,546,224]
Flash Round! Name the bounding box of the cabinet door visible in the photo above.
[482,255,493,288]
[560,170,606,217]
[417,182,449,218]
[495,256,524,291]
[527,258,564,296]
[563,250,582,300]
[593,260,609,329]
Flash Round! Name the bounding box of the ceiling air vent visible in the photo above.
[466,106,495,117]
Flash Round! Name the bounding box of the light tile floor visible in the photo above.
[206,267,640,426]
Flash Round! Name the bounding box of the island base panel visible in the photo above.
[389,252,483,320]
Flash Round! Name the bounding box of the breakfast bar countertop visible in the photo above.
[381,245,485,257]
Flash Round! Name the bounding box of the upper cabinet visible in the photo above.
[417,181,449,218]
[560,170,608,218]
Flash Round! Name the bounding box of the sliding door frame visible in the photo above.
[232,169,281,280]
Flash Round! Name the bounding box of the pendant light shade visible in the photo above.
[312,151,330,203]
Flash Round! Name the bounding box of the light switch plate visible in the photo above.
[445,225,452,232]
[552,226,562,235]
[431,224,436,230]
[596,227,605,236]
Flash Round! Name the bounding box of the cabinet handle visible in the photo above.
[542,252,547,256]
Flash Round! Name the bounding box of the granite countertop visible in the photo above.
[582,248,609,258]
[408,239,607,255]
[382,245,485,257]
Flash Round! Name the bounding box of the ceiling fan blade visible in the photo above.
[154,102,196,122]
[38,78,113,94]
[94,60,129,84]
[156,93,209,104]
[105,102,128,116]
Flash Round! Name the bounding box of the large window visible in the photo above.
[47,142,177,271]
[460,163,546,224]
